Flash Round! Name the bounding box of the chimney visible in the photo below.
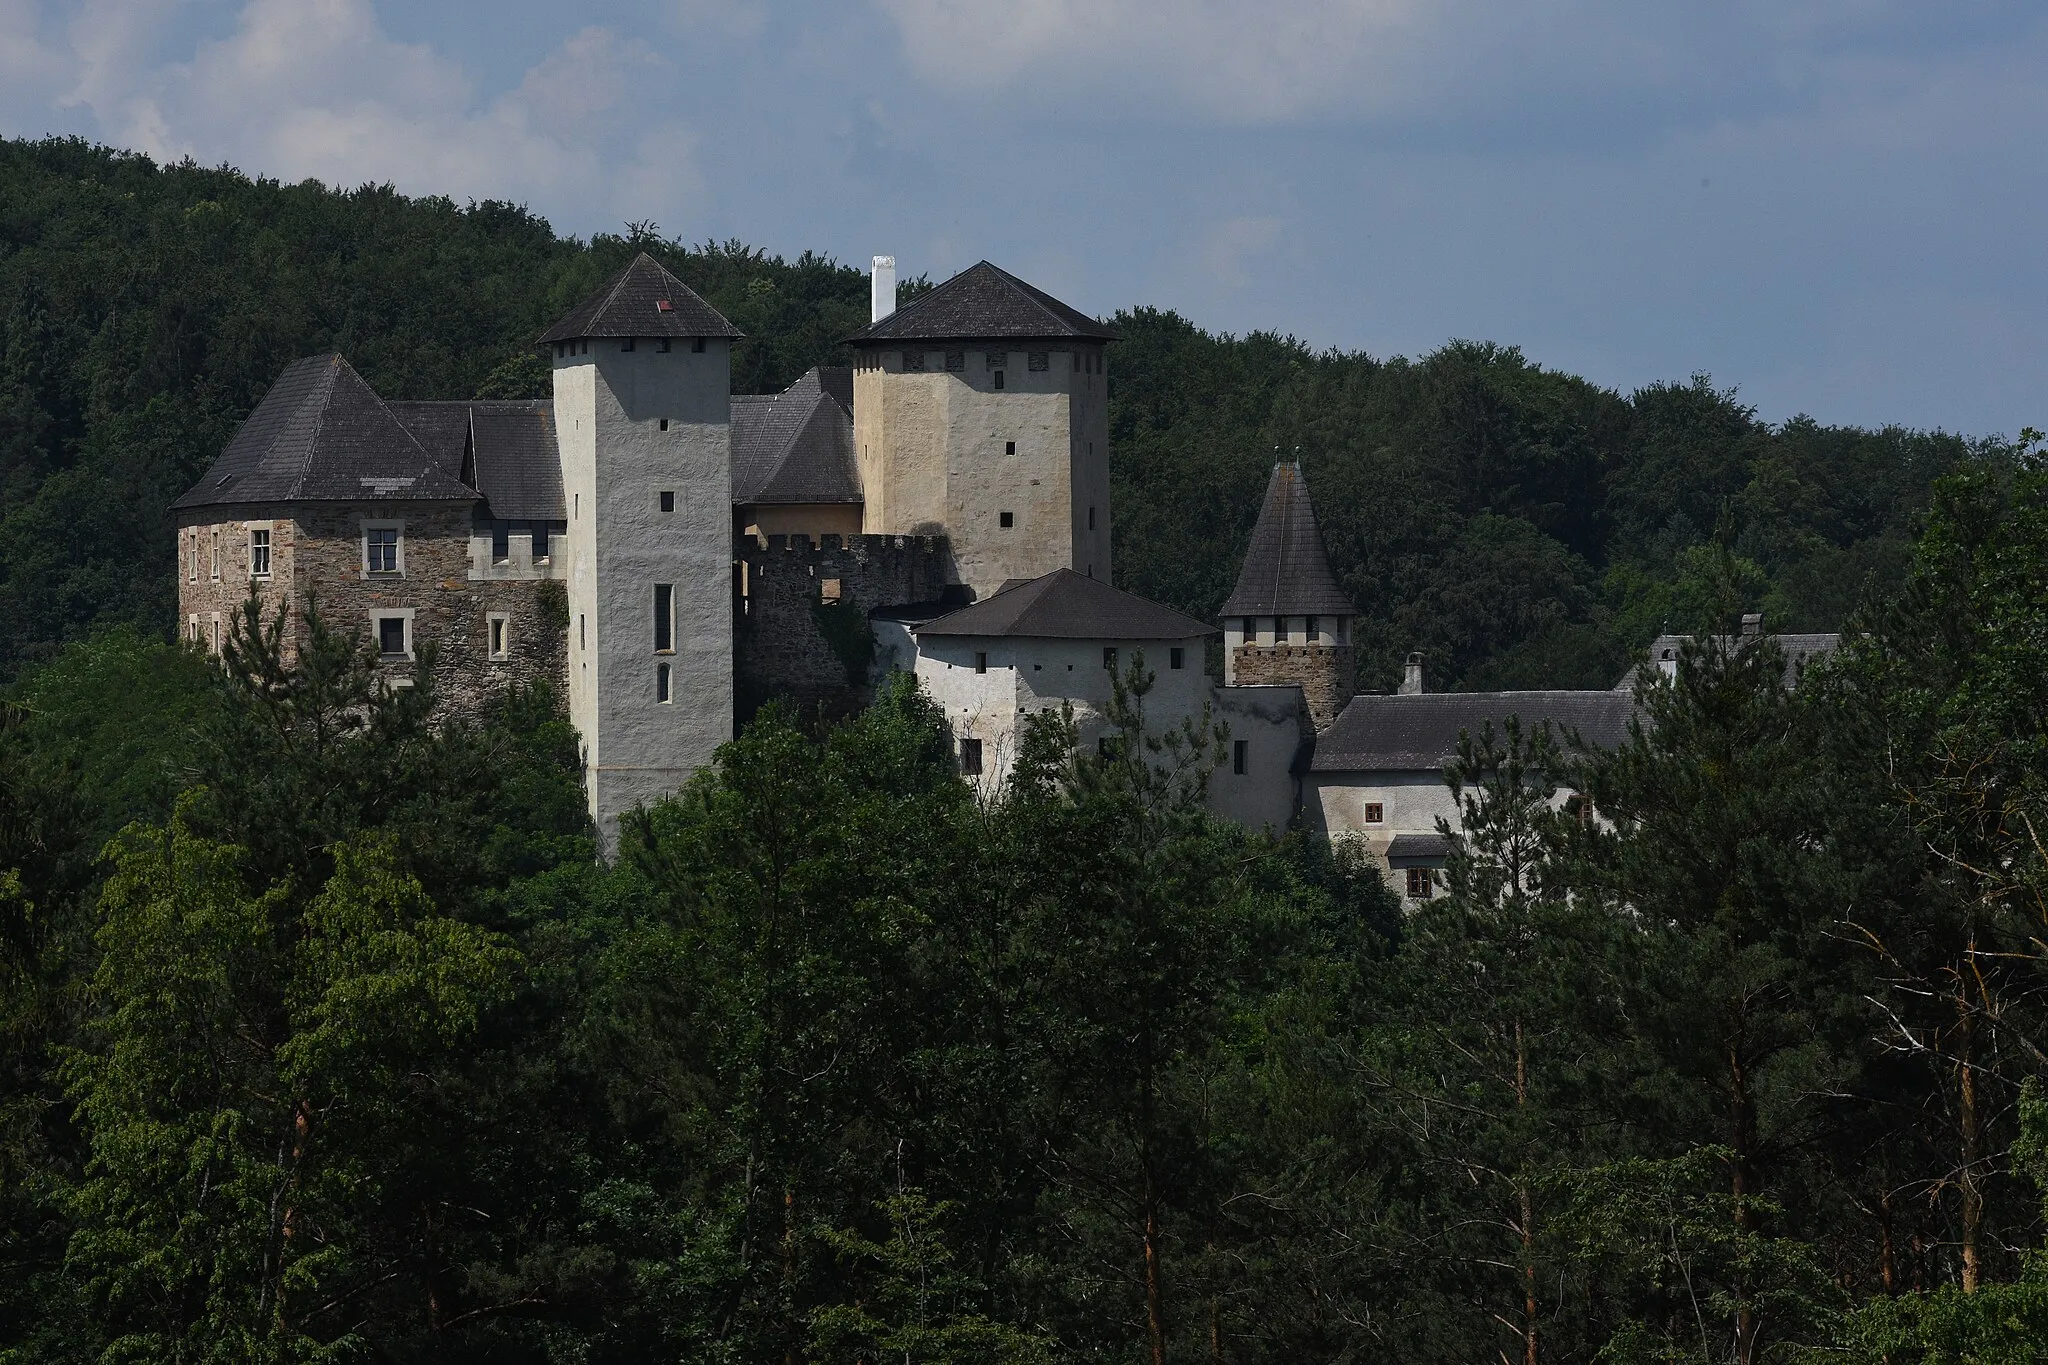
[871,255,896,324]
[1740,612,1762,639]
[1400,651,1425,696]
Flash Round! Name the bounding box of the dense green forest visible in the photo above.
[0,136,2005,687]
[7,136,2048,1362]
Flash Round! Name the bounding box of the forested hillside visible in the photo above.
[0,136,2001,685]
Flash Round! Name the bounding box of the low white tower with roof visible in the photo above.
[539,254,744,847]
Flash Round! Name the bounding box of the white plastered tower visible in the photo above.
[543,254,740,849]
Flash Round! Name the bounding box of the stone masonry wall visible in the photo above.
[177,501,567,720]
[1230,643,1355,731]
[737,531,951,720]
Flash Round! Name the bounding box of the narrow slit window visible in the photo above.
[488,616,508,659]
[974,651,987,674]
[654,584,674,652]
[1233,739,1248,775]
[210,528,221,580]
[993,370,1005,390]
[1103,646,1117,671]
[1307,615,1320,641]
[1088,506,1096,531]
[657,662,672,703]
[1004,440,1016,455]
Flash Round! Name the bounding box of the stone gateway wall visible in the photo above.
[176,501,567,720]
[736,532,952,720]
[1230,643,1356,731]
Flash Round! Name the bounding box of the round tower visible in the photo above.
[1220,461,1358,731]
[540,253,742,848]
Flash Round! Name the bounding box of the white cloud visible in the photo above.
[24,0,701,234]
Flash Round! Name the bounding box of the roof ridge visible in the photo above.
[984,261,1071,335]
[285,355,340,500]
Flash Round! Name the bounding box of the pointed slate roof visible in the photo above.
[851,261,1119,343]
[731,367,862,506]
[916,569,1213,640]
[1220,463,1356,619]
[173,354,477,510]
[539,252,743,344]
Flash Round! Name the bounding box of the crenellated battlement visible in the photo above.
[735,531,958,720]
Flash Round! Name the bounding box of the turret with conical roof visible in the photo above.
[1220,462,1358,729]
[544,252,741,848]
[848,259,1116,600]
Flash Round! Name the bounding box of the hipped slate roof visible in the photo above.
[539,252,743,344]
[385,401,567,522]
[1221,463,1356,618]
[1311,690,1636,772]
[732,367,861,506]
[917,569,1213,641]
[851,261,1119,344]
[173,354,476,510]
[1616,633,1842,690]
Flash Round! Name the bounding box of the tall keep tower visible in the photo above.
[848,261,1117,600]
[1221,462,1359,730]
[540,254,743,846]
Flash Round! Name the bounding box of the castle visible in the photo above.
[173,253,1817,894]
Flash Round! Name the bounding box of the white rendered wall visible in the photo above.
[915,634,1212,797]
[1208,685,1306,832]
[855,345,1111,599]
[555,339,734,849]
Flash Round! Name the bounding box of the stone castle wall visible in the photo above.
[736,531,952,720]
[176,501,567,719]
[1230,643,1355,731]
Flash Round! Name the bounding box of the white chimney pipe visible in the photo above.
[1400,651,1425,696]
[871,255,897,324]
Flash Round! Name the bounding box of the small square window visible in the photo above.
[660,490,675,512]
[659,418,669,431]
[975,651,987,674]
[1364,802,1384,825]
[1406,867,1436,900]
[959,736,983,776]
[1233,739,1248,775]
[903,350,926,372]
[1028,350,1048,371]
[1170,647,1184,670]
[1103,646,1117,671]
[377,616,407,657]
[945,350,965,371]
[249,528,271,579]
[657,662,672,703]
[999,511,1014,528]
[1004,441,1016,456]
[820,578,843,603]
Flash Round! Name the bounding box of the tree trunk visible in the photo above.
[1145,1197,1167,1365]
[1515,1018,1538,1365]
[1958,1005,1982,1294]
[1730,1038,1759,1365]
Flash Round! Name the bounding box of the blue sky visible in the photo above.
[3,1,2044,434]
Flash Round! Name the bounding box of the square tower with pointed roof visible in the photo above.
[848,261,1117,600]
[1220,462,1360,730]
[541,253,743,847]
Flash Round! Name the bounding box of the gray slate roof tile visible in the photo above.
[1617,632,1842,689]
[173,354,476,510]
[917,569,1213,641]
[1311,690,1637,772]
[852,261,1118,343]
[731,367,861,506]
[539,252,742,344]
[1221,463,1357,618]
[386,401,567,523]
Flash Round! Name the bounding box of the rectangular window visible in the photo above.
[1406,867,1435,900]
[1307,615,1320,641]
[1028,350,1048,371]
[491,520,510,562]
[692,337,706,353]
[365,526,400,575]
[999,511,1014,528]
[903,350,926,371]
[377,616,407,657]
[210,613,220,651]
[1364,802,1384,824]
[533,523,552,560]
[653,584,674,652]
[1004,440,1015,455]
[975,650,987,674]
[249,528,271,578]
[659,418,669,431]
[1170,647,1184,670]
[210,528,221,580]
[656,662,672,703]
[1088,506,1096,531]
[993,370,1005,390]
[187,614,198,641]
[1274,617,1289,643]
[1103,646,1117,671]
[945,350,964,371]
[959,736,983,775]
[187,532,198,582]
[579,615,586,650]
[1233,739,1248,775]
[660,490,675,512]
[488,615,509,659]
[622,336,636,352]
